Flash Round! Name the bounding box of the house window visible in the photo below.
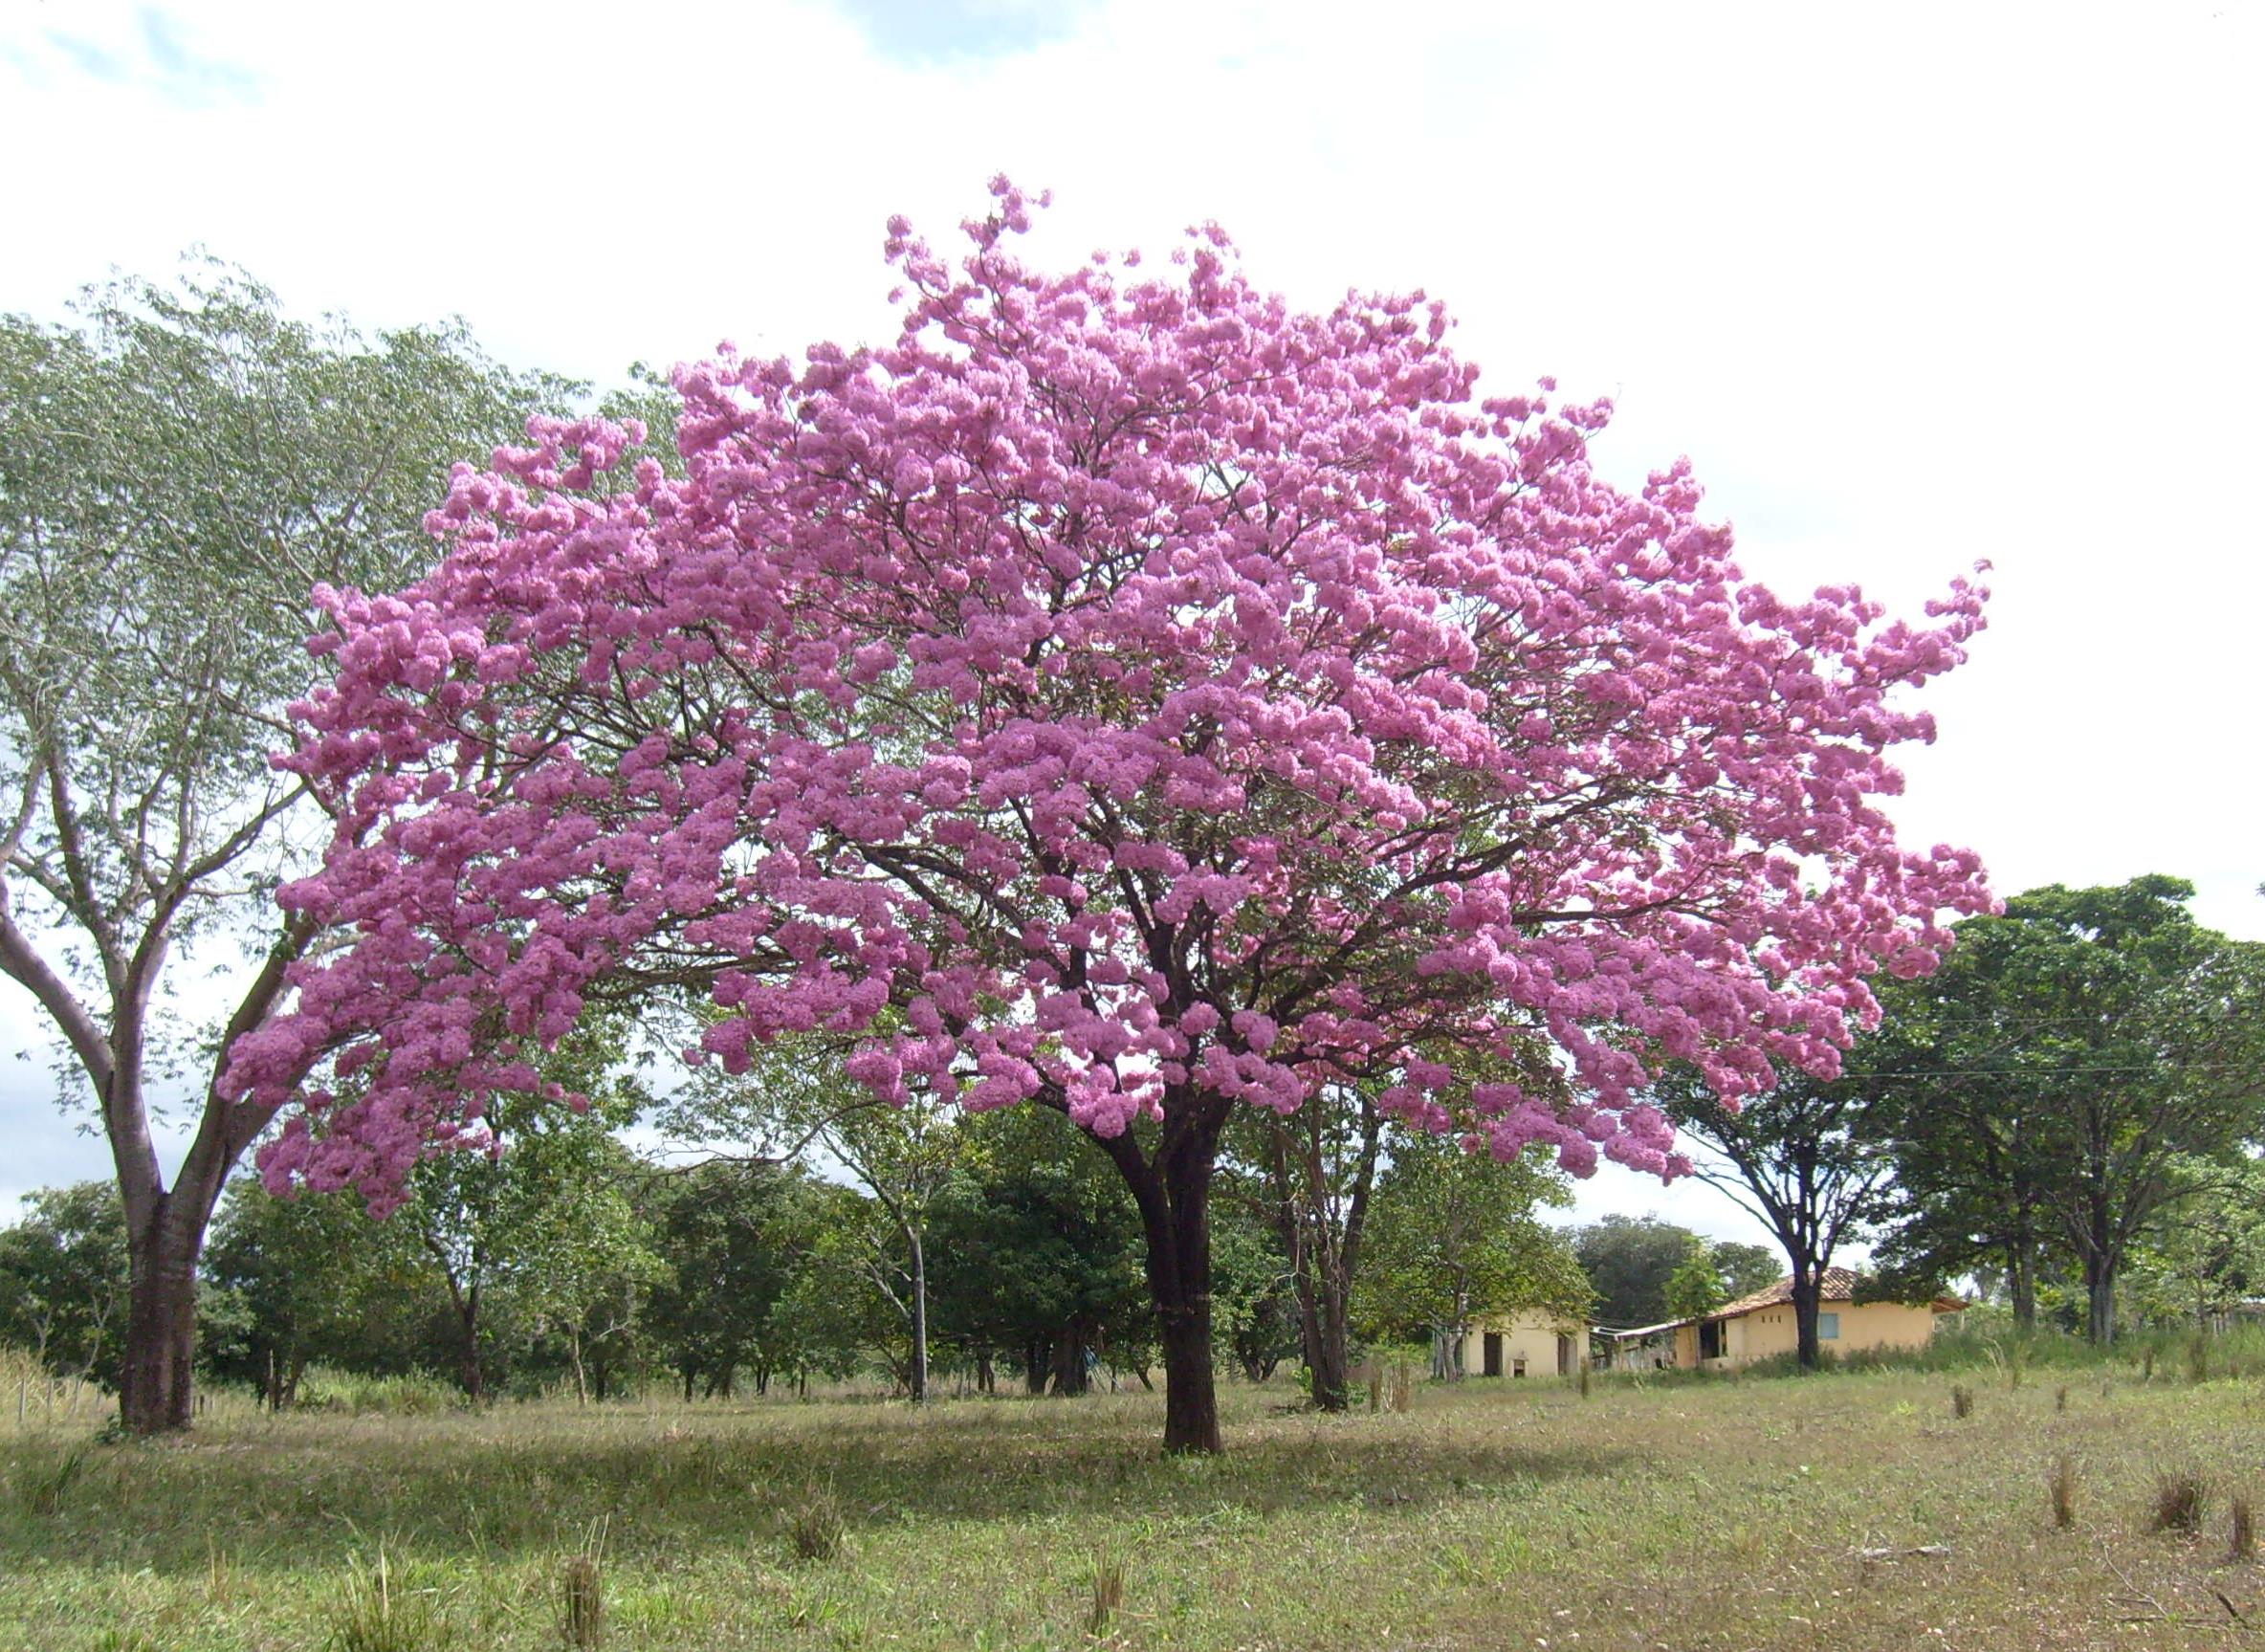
[1512,1357,1528,1377]
[1818,1312,1840,1340]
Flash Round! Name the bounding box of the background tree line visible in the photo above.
[0,1046,1594,1407]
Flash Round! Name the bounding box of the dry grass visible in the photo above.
[1087,1547,1128,1639]
[2152,1468,2210,1536]
[9,1368,2265,1649]
[2048,1451,2079,1530]
[784,1485,845,1563]
[559,1552,604,1648]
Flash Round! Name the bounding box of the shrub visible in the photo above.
[785,1487,845,1563]
[560,1553,605,1648]
[327,1548,448,1652]
[2047,1452,2078,1530]
[1087,1549,1127,1638]
[1950,1385,1973,1420]
[2151,1470,2208,1536]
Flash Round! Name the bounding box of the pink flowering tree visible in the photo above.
[230,182,1990,1453]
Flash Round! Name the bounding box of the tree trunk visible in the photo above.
[2006,1242,2037,1332]
[119,1207,200,1434]
[568,1328,588,1405]
[2086,1252,2118,1348]
[456,1297,484,1403]
[1050,1323,1090,1396]
[1142,1113,1226,1452]
[1791,1263,1821,1370]
[1308,1269,1352,1412]
[1024,1338,1050,1395]
[906,1223,930,1404]
[1082,1092,1229,1451]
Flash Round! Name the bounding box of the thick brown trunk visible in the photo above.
[1085,1091,1227,1452]
[1150,1114,1224,1452]
[1156,1289,1219,1453]
[1791,1267,1821,1370]
[457,1301,484,1402]
[2008,1245,2037,1331]
[120,1217,199,1433]
[2086,1254,2117,1348]
[1050,1323,1090,1396]
[1307,1273,1352,1412]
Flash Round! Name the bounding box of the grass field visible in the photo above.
[4,1358,2263,1651]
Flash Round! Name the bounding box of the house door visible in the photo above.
[1483,1333,1504,1377]
[1556,1333,1575,1376]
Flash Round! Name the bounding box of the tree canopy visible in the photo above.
[230,182,1992,1450]
[0,260,568,1429]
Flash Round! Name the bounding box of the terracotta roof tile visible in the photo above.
[1708,1267,1863,1320]
[1704,1268,1965,1320]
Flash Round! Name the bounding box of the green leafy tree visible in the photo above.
[1222,1083,1384,1410]
[926,1107,1152,1395]
[1708,1242,1780,1299]
[1569,1215,1705,1328]
[389,1016,655,1400]
[667,1036,969,1402]
[199,1176,429,1405]
[1662,1241,1727,1322]
[1207,1194,1302,1387]
[1353,1134,1587,1376]
[2123,1156,2265,1329]
[1654,1050,1901,1370]
[0,1183,130,1385]
[645,1159,829,1399]
[766,1182,913,1391]
[0,263,568,1430]
[1876,878,2265,1345]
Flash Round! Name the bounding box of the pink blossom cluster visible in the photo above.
[229,178,1992,1205]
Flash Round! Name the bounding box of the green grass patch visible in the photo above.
[5,1368,2265,1648]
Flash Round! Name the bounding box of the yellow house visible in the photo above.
[1436,1308,1587,1379]
[1671,1267,1961,1369]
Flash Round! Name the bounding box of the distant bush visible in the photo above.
[294,1369,458,1417]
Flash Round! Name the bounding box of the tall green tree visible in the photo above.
[199,1176,428,1405]
[1568,1215,1706,1328]
[1654,1051,1901,1370]
[1221,1082,1383,1410]
[1353,1134,1587,1375]
[390,1017,655,1400]
[1877,878,2265,1345]
[645,1159,829,1400]
[669,1037,969,1403]
[1662,1239,1727,1322]
[1708,1241,1781,1299]
[925,1107,1152,1395]
[0,263,568,1430]
[0,1183,130,1385]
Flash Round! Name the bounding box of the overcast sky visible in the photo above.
[3,0,2260,1250]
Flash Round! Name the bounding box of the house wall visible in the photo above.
[1699,1300,1943,1369]
[1454,1310,1585,1377]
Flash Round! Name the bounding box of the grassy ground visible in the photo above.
[4,1363,2263,1651]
